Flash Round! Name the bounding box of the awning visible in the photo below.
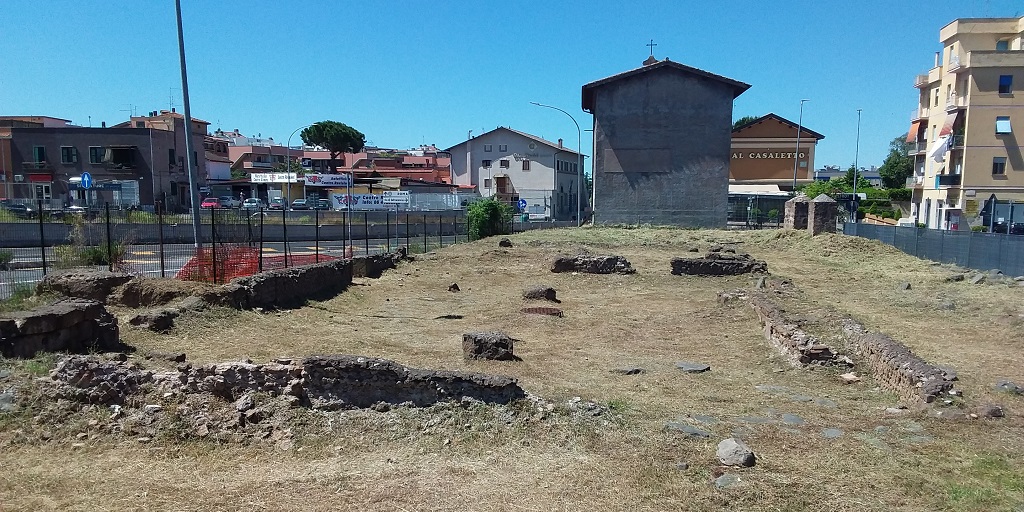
[728,184,788,196]
[906,121,922,143]
[939,111,959,137]
[996,117,1012,134]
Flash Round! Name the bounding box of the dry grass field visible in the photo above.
[2,227,1023,511]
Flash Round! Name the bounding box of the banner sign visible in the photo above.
[303,173,352,187]
[330,193,387,210]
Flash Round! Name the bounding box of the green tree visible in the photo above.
[300,121,366,173]
[467,198,514,240]
[732,115,759,130]
[878,134,914,189]
[838,164,874,191]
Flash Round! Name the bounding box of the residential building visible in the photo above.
[0,115,193,209]
[730,113,824,190]
[583,56,750,227]
[813,165,882,187]
[446,127,586,221]
[907,16,1024,230]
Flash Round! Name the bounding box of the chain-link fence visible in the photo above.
[844,222,1024,277]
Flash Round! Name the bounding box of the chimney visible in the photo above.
[558,138,563,148]
[171,108,176,113]
[101,121,106,128]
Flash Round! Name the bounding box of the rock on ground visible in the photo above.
[550,255,635,275]
[716,438,756,467]
[522,286,558,302]
[462,332,520,361]
[676,361,711,373]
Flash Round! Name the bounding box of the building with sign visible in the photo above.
[0,115,198,209]
[446,127,585,221]
[583,56,750,227]
[730,113,824,190]
[905,16,1024,230]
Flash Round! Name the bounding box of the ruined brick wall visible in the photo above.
[842,319,954,403]
[748,295,838,366]
[0,299,121,358]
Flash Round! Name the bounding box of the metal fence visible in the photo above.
[844,222,1024,277]
[727,194,789,228]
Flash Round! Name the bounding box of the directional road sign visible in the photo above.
[80,172,93,190]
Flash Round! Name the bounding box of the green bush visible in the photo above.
[971,225,987,232]
[887,188,912,202]
[0,250,13,270]
[767,208,780,220]
[467,198,514,241]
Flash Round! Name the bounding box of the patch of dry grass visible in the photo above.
[3,227,1024,511]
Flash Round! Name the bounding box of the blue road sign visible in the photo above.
[80,172,93,189]
[517,198,528,211]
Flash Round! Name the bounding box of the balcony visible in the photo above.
[947,54,963,73]
[246,161,275,169]
[957,50,1024,70]
[950,134,965,149]
[936,174,962,187]
[914,74,929,88]
[910,107,929,121]
[905,141,928,155]
[944,93,966,111]
[21,161,54,171]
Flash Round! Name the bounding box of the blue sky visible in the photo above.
[2,0,1022,173]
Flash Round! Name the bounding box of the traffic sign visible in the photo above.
[80,172,93,189]
[382,190,411,205]
[517,198,528,211]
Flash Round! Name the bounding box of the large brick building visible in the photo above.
[582,57,750,227]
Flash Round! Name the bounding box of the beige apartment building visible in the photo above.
[908,16,1024,230]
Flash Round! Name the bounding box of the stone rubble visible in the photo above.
[550,255,635,275]
[671,252,768,276]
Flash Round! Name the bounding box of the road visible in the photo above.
[0,236,460,300]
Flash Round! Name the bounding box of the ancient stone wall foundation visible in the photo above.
[747,294,843,366]
[842,319,956,403]
[1,299,122,358]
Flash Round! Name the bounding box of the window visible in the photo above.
[522,159,531,171]
[499,160,509,168]
[135,121,145,128]
[60,146,78,164]
[996,116,1012,134]
[168,148,176,165]
[933,88,940,107]
[89,146,103,164]
[996,40,1009,52]
[482,159,492,168]
[32,146,46,162]
[483,144,492,152]
[993,157,1007,175]
[999,75,1013,94]
[499,144,507,152]
[483,178,492,189]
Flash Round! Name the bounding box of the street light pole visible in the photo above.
[531,102,582,227]
[285,125,309,208]
[174,0,203,249]
[791,99,809,193]
[853,108,863,223]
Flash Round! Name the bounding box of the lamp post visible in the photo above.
[853,109,863,218]
[791,99,809,193]
[285,125,310,208]
[174,0,203,249]
[531,102,582,227]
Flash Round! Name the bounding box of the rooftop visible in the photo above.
[582,58,750,110]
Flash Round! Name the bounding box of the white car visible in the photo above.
[218,196,242,208]
[241,198,265,210]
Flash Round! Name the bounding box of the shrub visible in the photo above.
[971,225,987,232]
[767,208,780,220]
[887,188,912,202]
[467,198,514,240]
[0,250,13,270]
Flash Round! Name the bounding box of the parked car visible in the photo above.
[313,199,332,210]
[218,196,242,208]
[290,199,310,210]
[241,198,266,210]
[0,203,37,219]
[201,197,221,209]
[268,197,286,210]
[1010,222,1024,235]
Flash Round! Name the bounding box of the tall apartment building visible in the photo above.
[907,16,1024,230]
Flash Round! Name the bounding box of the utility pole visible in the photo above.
[175,0,203,248]
[792,99,809,193]
[853,108,863,222]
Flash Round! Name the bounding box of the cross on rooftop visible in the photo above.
[647,39,657,56]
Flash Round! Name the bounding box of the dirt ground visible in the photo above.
[2,227,1023,511]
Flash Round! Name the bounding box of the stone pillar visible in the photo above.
[808,194,838,235]
[783,195,810,230]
